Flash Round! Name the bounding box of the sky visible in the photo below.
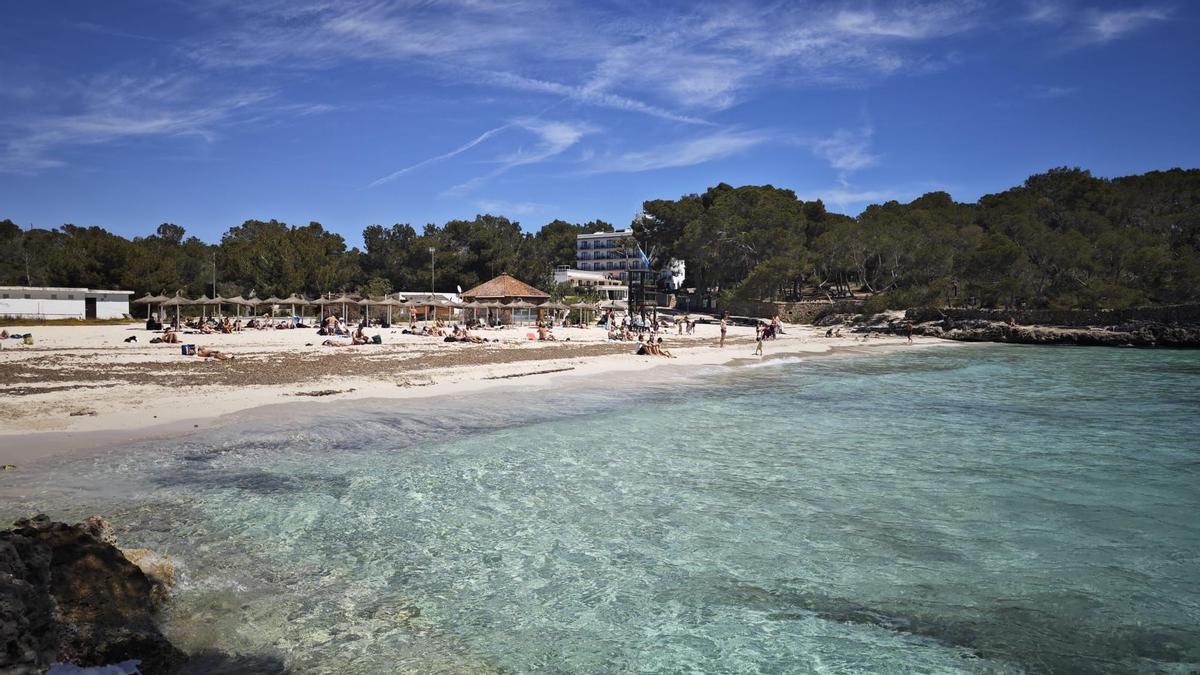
[1,0,1197,246]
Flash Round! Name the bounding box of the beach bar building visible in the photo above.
[461,274,550,324]
[0,286,133,320]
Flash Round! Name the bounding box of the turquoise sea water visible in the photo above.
[2,344,1199,673]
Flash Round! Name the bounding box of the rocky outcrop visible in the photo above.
[916,319,1200,347]
[0,515,185,674]
[821,310,1200,347]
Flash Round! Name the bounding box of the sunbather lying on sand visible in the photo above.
[197,346,232,361]
[322,339,350,347]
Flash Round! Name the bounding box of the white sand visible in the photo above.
[0,319,934,462]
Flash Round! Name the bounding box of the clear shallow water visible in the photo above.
[3,345,1199,674]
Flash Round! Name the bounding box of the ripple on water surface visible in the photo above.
[2,344,1198,673]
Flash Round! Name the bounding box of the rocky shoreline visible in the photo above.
[818,310,1200,348]
[1,515,286,674]
[916,318,1200,347]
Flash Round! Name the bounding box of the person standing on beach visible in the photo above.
[905,321,914,344]
[719,316,728,348]
[754,324,764,356]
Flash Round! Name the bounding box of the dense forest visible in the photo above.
[0,215,612,302]
[2,167,1197,310]
[637,167,1200,310]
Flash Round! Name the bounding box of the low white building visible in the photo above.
[0,286,133,320]
[552,267,628,300]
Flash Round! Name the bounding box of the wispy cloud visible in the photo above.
[1022,0,1067,24]
[0,74,305,174]
[1082,6,1169,43]
[443,118,596,195]
[181,0,986,123]
[808,127,880,173]
[475,199,554,216]
[1023,2,1171,48]
[368,123,512,188]
[71,21,166,43]
[1028,84,1078,98]
[584,128,770,174]
[472,70,711,125]
[818,187,903,208]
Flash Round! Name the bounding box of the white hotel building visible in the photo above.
[553,229,685,300]
[0,286,133,320]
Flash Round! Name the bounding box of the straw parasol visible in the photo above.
[375,296,405,325]
[132,293,164,320]
[326,293,356,320]
[570,300,597,325]
[192,294,213,319]
[224,295,249,318]
[281,294,309,320]
[160,292,192,327]
[357,296,375,323]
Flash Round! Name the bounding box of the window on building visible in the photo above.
[68,294,75,299]
[50,294,57,299]
[24,294,31,299]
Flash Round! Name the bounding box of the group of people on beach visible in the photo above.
[147,326,233,360]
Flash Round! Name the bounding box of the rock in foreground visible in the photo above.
[0,514,185,674]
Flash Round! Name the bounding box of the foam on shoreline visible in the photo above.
[0,322,946,463]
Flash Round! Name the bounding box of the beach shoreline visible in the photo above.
[0,321,941,464]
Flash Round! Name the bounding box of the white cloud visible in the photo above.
[475,199,554,216]
[0,75,275,174]
[443,118,596,195]
[584,129,769,173]
[1022,1,1067,24]
[1028,84,1078,98]
[818,187,903,208]
[1083,7,1169,43]
[808,127,880,173]
[368,124,512,188]
[180,0,987,122]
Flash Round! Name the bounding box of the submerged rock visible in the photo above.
[0,515,185,674]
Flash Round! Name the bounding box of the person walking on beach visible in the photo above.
[719,316,728,348]
[905,321,914,344]
[753,324,764,356]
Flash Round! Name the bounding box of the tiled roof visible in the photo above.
[461,274,550,299]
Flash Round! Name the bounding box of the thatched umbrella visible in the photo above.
[375,297,405,326]
[357,296,375,324]
[282,294,309,321]
[507,299,536,324]
[461,300,481,323]
[161,292,192,327]
[325,294,356,321]
[225,295,249,318]
[570,300,596,325]
[192,294,213,319]
[132,293,163,321]
[260,296,284,318]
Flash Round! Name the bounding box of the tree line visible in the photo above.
[636,167,1200,310]
[1,167,1197,310]
[0,215,612,301]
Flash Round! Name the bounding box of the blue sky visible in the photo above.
[1,0,1196,245]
